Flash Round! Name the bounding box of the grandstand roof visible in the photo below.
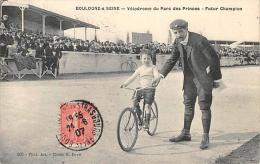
[3,2,99,30]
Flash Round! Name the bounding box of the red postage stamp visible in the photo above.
[56,100,103,151]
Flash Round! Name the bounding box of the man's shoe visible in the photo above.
[169,129,191,142]
[200,133,209,149]
[143,113,151,131]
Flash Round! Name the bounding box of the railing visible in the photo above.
[1,51,258,80]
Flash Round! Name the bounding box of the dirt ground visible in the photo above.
[0,66,259,164]
[215,134,259,164]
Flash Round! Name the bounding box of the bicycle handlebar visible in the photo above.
[121,86,156,91]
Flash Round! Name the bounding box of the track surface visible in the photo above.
[0,66,259,164]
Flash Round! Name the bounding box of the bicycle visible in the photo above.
[121,57,137,72]
[117,87,158,152]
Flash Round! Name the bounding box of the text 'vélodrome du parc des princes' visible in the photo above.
[75,6,242,11]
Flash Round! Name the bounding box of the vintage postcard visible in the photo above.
[0,0,259,163]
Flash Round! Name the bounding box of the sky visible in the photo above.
[7,0,260,43]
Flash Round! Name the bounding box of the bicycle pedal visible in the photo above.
[143,127,149,131]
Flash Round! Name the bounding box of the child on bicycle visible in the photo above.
[120,49,160,130]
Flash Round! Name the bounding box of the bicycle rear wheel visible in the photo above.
[147,100,158,136]
[130,62,137,71]
[117,107,138,152]
[121,62,130,72]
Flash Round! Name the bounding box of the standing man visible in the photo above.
[0,27,7,57]
[53,42,62,75]
[153,19,222,149]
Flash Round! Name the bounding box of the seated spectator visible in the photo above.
[1,15,11,30]
[59,42,66,51]
[115,44,121,54]
[17,42,29,56]
[111,44,118,54]
[8,39,19,57]
[100,43,106,53]
[95,42,101,53]
[131,44,141,54]
[82,41,90,52]
[63,41,73,51]
[107,44,113,53]
[76,41,84,52]
[13,42,37,71]
[26,37,36,49]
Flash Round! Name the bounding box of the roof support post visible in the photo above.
[42,15,46,36]
[0,0,7,18]
[94,29,97,41]
[84,27,87,41]
[19,6,26,32]
[59,19,63,36]
[73,24,76,39]
[214,40,217,50]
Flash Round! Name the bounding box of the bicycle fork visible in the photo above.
[133,107,143,127]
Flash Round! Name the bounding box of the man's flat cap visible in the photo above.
[170,19,188,30]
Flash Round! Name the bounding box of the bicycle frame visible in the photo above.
[123,87,156,127]
[117,86,159,151]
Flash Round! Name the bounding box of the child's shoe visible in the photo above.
[143,113,151,131]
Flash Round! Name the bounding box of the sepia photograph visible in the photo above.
[0,0,259,163]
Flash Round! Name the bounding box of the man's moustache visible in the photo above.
[176,38,183,42]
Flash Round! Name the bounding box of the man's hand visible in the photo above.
[213,81,220,88]
[213,80,226,89]
[206,66,210,74]
[152,76,162,87]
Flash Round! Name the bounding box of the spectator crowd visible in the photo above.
[0,14,256,58]
[218,46,250,57]
[0,14,173,58]
[217,46,258,64]
[0,14,258,80]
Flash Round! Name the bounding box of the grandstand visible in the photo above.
[2,1,99,37]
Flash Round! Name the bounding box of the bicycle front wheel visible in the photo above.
[117,107,138,152]
[147,100,158,136]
